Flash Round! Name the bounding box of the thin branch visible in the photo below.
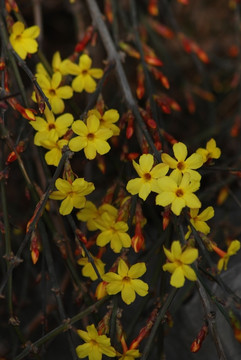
[85,0,162,162]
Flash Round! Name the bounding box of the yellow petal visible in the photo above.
[56,86,73,99]
[23,25,40,39]
[161,153,177,169]
[182,265,197,281]
[173,142,187,161]
[139,154,154,172]
[79,54,92,70]
[59,196,73,215]
[170,267,185,287]
[121,283,136,304]
[171,241,182,259]
[180,248,198,264]
[89,68,104,79]
[128,262,146,278]
[72,75,84,92]
[131,279,148,296]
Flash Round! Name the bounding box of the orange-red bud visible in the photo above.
[104,0,113,23]
[74,26,94,52]
[190,324,208,353]
[148,19,174,39]
[148,0,159,16]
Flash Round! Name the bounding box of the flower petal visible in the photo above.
[170,267,185,288]
[59,196,73,215]
[121,283,136,304]
[128,262,146,278]
[173,142,187,161]
[180,248,198,264]
[131,279,148,296]
[118,259,129,277]
[182,265,197,281]
[139,154,154,172]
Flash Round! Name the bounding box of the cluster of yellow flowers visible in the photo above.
[8,19,241,360]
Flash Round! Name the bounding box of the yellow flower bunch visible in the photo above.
[196,138,221,163]
[32,72,73,114]
[67,54,104,93]
[163,241,198,288]
[69,113,115,160]
[30,107,73,166]
[76,324,116,360]
[49,177,95,215]
[102,259,148,305]
[126,154,169,200]
[156,172,201,216]
[9,21,40,60]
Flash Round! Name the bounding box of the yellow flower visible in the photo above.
[30,107,73,145]
[33,72,73,114]
[196,138,221,163]
[76,201,117,231]
[95,211,131,253]
[69,115,113,160]
[161,142,203,182]
[9,21,40,60]
[163,241,198,288]
[186,206,214,238]
[68,54,103,93]
[39,137,68,167]
[102,259,148,305]
[118,349,141,360]
[126,154,169,201]
[49,178,94,215]
[52,51,73,75]
[77,255,105,281]
[76,324,116,360]
[216,240,240,271]
[88,109,120,136]
[156,172,201,216]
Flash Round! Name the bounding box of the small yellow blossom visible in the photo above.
[117,349,141,360]
[163,241,198,288]
[49,178,94,215]
[76,324,116,360]
[52,51,73,75]
[161,142,203,182]
[9,21,40,60]
[76,201,117,231]
[39,137,68,167]
[68,54,103,93]
[69,115,113,160]
[88,109,120,136]
[77,255,105,281]
[33,72,73,114]
[156,172,201,216]
[95,211,131,253]
[186,206,214,239]
[216,240,241,271]
[30,107,73,145]
[196,138,221,163]
[126,154,169,201]
[102,259,148,305]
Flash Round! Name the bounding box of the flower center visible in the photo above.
[49,89,56,96]
[87,133,95,140]
[176,188,184,197]
[82,70,88,75]
[123,276,131,283]
[177,161,185,171]
[48,123,56,130]
[143,173,151,181]
[90,339,98,346]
